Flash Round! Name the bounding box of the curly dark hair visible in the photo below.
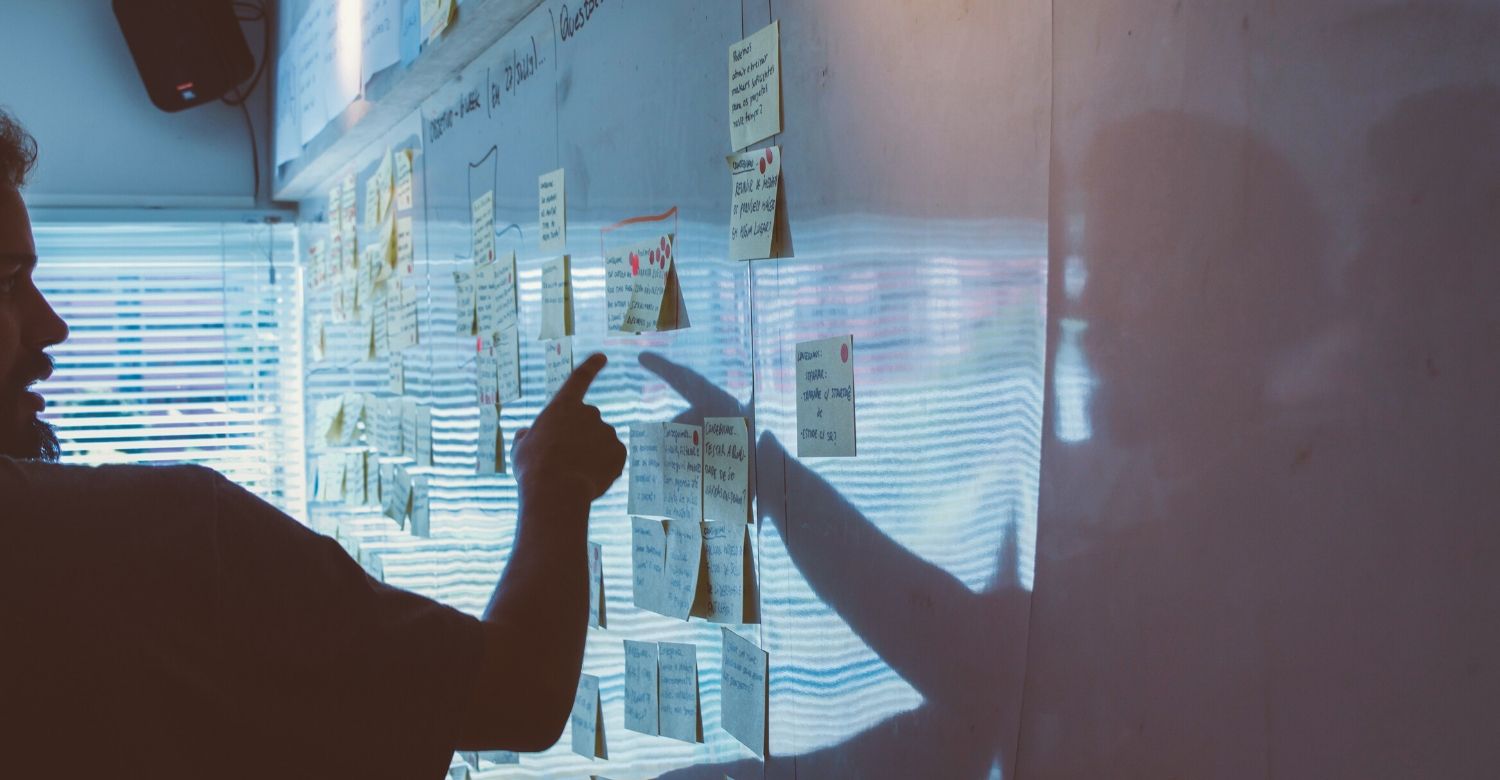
[0,107,38,188]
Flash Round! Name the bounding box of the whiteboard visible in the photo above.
[296,0,1048,777]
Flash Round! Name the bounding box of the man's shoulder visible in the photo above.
[0,457,227,523]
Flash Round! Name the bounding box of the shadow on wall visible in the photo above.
[1022,89,1500,776]
[641,352,1030,780]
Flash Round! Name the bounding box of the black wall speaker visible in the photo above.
[112,0,254,112]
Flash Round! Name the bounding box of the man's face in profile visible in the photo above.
[0,185,68,460]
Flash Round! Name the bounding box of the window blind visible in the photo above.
[30,221,307,516]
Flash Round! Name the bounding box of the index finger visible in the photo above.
[551,352,608,406]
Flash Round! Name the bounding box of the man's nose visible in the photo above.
[27,282,68,349]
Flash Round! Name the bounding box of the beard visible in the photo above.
[0,352,61,462]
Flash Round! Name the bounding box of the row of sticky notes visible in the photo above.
[628,417,751,523]
[628,516,759,625]
[572,627,768,760]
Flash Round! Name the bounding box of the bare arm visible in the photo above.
[456,354,625,750]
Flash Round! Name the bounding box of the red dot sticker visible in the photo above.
[766,148,774,164]
[660,237,668,255]
[630,252,640,276]
[759,158,767,175]
[840,343,850,363]
[692,431,699,446]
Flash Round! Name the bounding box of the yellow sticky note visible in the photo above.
[795,335,857,457]
[727,145,781,260]
[538,168,566,251]
[729,21,782,151]
[453,263,476,336]
[538,255,573,339]
[471,190,496,264]
[395,216,413,273]
[605,234,680,334]
[375,148,394,222]
[394,148,414,211]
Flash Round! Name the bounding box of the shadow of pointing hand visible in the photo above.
[640,353,1030,779]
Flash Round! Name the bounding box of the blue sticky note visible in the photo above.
[399,0,422,66]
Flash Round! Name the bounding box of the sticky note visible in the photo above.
[341,173,359,250]
[401,398,419,457]
[538,255,574,339]
[364,174,380,228]
[386,465,412,527]
[374,148,394,222]
[721,627,768,756]
[571,673,606,759]
[703,416,751,523]
[696,519,757,624]
[543,337,573,397]
[395,216,414,274]
[729,21,782,151]
[538,168,566,251]
[317,455,345,502]
[315,397,343,445]
[414,404,433,467]
[338,393,365,446]
[624,234,677,333]
[658,642,702,743]
[661,518,703,620]
[494,323,522,404]
[394,148,414,211]
[453,264,476,335]
[364,445,381,504]
[409,474,431,537]
[343,451,366,505]
[629,423,665,517]
[662,423,703,523]
[795,335,857,457]
[604,233,680,334]
[475,251,518,336]
[476,333,500,409]
[388,282,419,351]
[388,353,405,395]
[631,516,668,614]
[477,405,502,474]
[471,190,496,264]
[588,541,606,628]
[623,640,659,736]
[727,146,781,261]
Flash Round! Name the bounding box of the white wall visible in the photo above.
[0,0,273,209]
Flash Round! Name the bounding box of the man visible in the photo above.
[0,108,626,778]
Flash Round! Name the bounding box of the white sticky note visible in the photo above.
[409,474,431,537]
[538,255,574,339]
[395,216,414,274]
[795,335,857,457]
[475,251,518,336]
[471,190,496,264]
[624,234,677,333]
[661,518,703,620]
[495,323,522,404]
[721,627,768,756]
[394,148,414,211]
[662,423,703,523]
[727,146,781,261]
[543,337,574,397]
[388,353,405,396]
[629,423,665,517]
[698,519,757,624]
[588,541,606,628]
[603,244,632,334]
[453,264,476,335]
[386,465,412,527]
[538,168,566,251]
[476,333,500,410]
[631,516,668,614]
[703,416,751,523]
[728,21,782,151]
[477,405,502,474]
[571,673,606,759]
[623,640,659,736]
[658,642,702,744]
[388,282,420,351]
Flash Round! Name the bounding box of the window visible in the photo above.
[31,221,306,515]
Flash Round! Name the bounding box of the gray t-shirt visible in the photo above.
[0,457,482,779]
